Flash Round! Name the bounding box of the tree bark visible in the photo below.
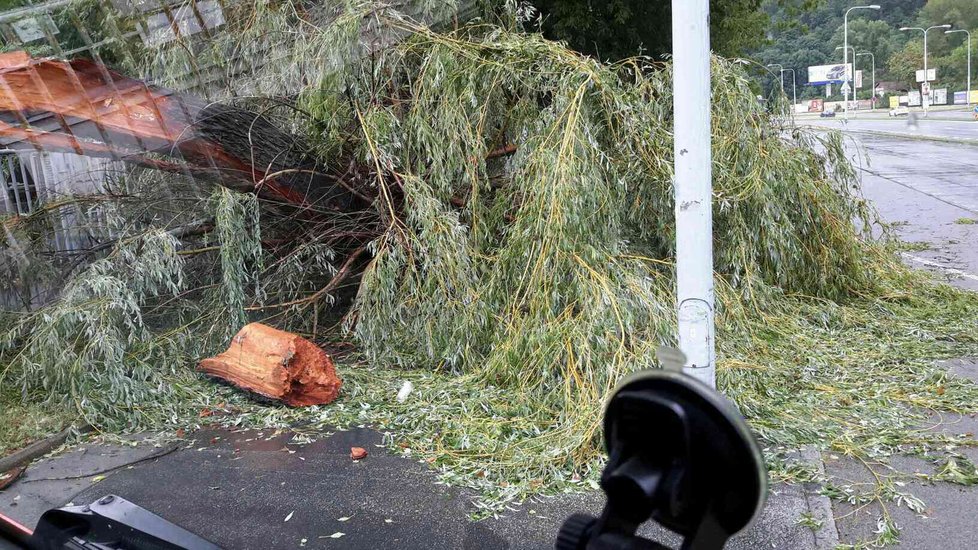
[199,323,342,406]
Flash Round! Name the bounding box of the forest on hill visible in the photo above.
[753,0,975,101]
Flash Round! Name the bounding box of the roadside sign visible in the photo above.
[921,82,931,96]
[954,90,978,104]
[915,69,937,83]
[854,70,863,89]
[840,82,851,95]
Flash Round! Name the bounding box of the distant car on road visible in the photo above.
[889,107,909,117]
[820,109,836,118]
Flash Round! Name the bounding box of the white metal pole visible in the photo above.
[672,0,715,387]
[844,6,881,121]
[924,29,929,114]
[900,26,926,113]
[922,25,951,115]
[835,45,857,103]
[844,11,849,121]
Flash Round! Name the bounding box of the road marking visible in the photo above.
[901,253,978,282]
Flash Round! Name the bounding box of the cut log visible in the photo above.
[199,323,341,406]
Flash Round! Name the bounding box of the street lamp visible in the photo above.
[844,5,881,122]
[946,29,972,107]
[783,68,797,110]
[857,52,876,108]
[901,24,951,115]
[767,64,797,110]
[766,63,785,95]
[834,45,857,101]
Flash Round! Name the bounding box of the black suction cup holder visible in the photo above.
[557,369,767,550]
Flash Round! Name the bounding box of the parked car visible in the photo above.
[889,107,909,117]
[820,109,836,118]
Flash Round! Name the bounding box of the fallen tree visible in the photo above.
[0,51,359,212]
[6,5,978,535]
[1,0,883,445]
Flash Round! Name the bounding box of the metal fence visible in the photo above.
[1,149,119,250]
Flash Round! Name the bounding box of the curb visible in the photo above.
[800,446,840,550]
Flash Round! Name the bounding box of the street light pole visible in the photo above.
[844,5,881,122]
[835,45,857,102]
[783,68,797,110]
[766,63,785,96]
[901,24,951,115]
[857,52,875,108]
[672,0,715,387]
[946,29,972,107]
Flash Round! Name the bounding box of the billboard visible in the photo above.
[908,91,921,107]
[954,90,978,104]
[933,88,948,105]
[808,63,852,85]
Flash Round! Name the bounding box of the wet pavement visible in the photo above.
[856,135,978,290]
[829,131,978,548]
[0,427,822,549]
[804,116,978,142]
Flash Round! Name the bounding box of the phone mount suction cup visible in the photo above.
[556,369,767,550]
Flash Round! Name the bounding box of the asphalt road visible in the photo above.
[0,427,822,550]
[852,134,978,291]
[803,116,978,141]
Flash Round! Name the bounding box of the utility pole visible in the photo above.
[767,63,785,96]
[844,5,881,122]
[946,29,972,107]
[835,45,857,103]
[672,0,715,388]
[783,68,797,110]
[856,52,875,108]
[901,24,951,115]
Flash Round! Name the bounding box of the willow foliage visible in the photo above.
[0,0,917,484]
[291,12,887,456]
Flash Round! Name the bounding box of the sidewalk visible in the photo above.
[0,427,826,549]
[827,133,978,548]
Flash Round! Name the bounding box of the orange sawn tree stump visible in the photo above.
[199,323,341,406]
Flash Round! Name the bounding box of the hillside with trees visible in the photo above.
[754,0,974,103]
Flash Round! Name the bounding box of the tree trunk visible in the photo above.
[198,323,342,406]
